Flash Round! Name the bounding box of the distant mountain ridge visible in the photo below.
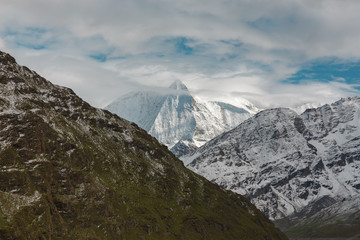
[106,80,259,156]
[182,97,360,238]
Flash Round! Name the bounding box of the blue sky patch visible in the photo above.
[164,37,195,55]
[1,27,55,50]
[89,53,108,62]
[89,50,128,62]
[248,17,275,32]
[285,58,360,89]
[219,40,243,48]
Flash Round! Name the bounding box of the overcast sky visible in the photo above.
[1,0,359,108]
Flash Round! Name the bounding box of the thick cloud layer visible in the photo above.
[0,0,359,108]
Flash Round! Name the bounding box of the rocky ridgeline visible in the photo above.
[183,99,360,238]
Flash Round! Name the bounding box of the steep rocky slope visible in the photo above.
[0,51,287,240]
[183,100,360,237]
[105,80,258,157]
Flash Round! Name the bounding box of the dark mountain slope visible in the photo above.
[0,51,287,240]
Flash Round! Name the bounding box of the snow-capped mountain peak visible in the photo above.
[106,81,259,156]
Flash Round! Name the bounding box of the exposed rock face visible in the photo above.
[105,80,258,157]
[183,100,360,236]
[0,51,287,240]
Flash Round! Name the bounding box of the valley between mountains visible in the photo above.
[2,48,360,239]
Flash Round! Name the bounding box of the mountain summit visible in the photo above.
[106,80,259,157]
[0,51,287,239]
[169,79,189,90]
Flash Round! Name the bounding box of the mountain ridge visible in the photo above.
[0,50,287,239]
[182,97,360,237]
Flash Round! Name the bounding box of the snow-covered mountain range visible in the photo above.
[182,97,360,236]
[106,80,259,156]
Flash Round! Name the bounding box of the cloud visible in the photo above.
[0,0,359,108]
